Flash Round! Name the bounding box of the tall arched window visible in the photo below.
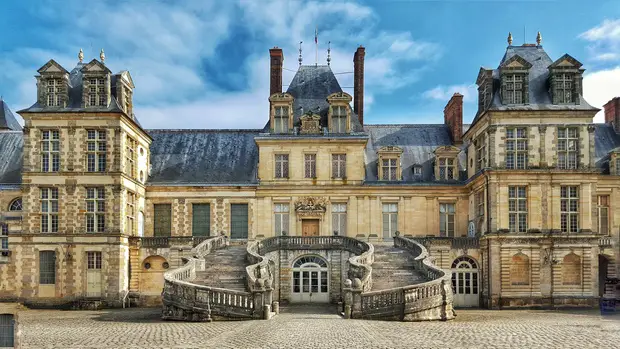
[8,198,22,211]
[510,253,530,286]
[562,253,582,286]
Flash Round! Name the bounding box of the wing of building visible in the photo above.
[0,36,618,310]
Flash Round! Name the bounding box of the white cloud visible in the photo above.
[579,19,620,41]
[422,84,478,103]
[583,67,620,123]
[579,19,620,62]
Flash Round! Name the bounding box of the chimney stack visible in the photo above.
[269,47,283,96]
[444,93,464,144]
[604,97,620,133]
[353,46,365,125]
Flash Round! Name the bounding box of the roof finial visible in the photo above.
[100,48,105,63]
[298,41,303,66]
[507,32,513,46]
[536,31,542,46]
[78,48,84,63]
[327,41,331,66]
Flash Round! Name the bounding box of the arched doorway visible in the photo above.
[451,256,479,307]
[291,255,329,303]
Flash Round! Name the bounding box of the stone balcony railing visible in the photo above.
[599,236,614,247]
[412,236,480,250]
[139,236,214,249]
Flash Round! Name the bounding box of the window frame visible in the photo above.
[273,106,290,134]
[41,130,60,172]
[380,158,399,181]
[153,204,172,237]
[382,203,398,238]
[86,130,107,172]
[505,127,528,170]
[508,186,528,233]
[88,77,107,107]
[332,153,347,179]
[86,187,105,233]
[39,250,56,285]
[560,186,579,233]
[273,203,290,236]
[126,191,136,235]
[192,203,211,237]
[87,251,102,270]
[438,157,456,180]
[502,73,525,105]
[330,105,348,133]
[332,203,347,236]
[46,78,62,107]
[8,198,22,211]
[557,127,579,170]
[554,73,574,104]
[304,154,317,179]
[439,203,456,237]
[40,187,59,233]
[597,195,610,236]
[125,136,137,179]
[274,153,289,179]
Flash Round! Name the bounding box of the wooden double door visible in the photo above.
[301,219,320,236]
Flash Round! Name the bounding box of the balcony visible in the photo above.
[139,236,215,249]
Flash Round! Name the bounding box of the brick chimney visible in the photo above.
[353,46,365,125]
[444,93,463,144]
[604,97,620,133]
[269,47,283,96]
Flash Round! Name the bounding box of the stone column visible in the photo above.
[487,126,497,168]
[587,125,596,169]
[538,125,547,168]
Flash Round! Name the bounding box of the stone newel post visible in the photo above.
[351,278,363,318]
[263,279,273,320]
[253,279,265,319]
[343,279,353,319]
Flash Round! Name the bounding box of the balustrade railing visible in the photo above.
[141,237,170,248]
[600,236,613,247]
[413,236,479,250]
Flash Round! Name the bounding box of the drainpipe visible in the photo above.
[484,170,492,308]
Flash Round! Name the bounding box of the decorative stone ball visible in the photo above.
[344,279,352,288]
[255,279,265,288]
[352,278,362,289]
[264,279,273,288]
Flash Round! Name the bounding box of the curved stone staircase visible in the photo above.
[193,245,248,291]
[371,245,428,290]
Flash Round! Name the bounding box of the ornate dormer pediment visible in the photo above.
[120,70,135,88]
[326,91,352,103]
[378,146,403,154]
[434,145,460,155]
[269,92,294,103]
[81,59,112,74]
[294,197,328,218]
[476,68,493,85]
[37,60,69,75]
[549,54,583,70]
[299,112,321,134]
[500,54,532,71]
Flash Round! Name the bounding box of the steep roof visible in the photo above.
[0,131,23,185]
[147,129,261,185]
[285,65,364,133]
[594,124,620,162]
[0,100,22,131]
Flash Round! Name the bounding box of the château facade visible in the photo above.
[0,34,618,310]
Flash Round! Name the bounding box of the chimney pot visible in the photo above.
[269,48,284,96]
[444,94,464,144]
[604,97,620,133]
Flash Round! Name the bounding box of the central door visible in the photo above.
[451,256,479,307]
[291,255,329,303]
[302,219,320,236]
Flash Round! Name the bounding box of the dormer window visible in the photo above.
[89,78,106,107]
[274,106,289,133]
[553,73,573,104]
[548,54,584,106]
[269,93,294,134]
[502,74,525,104]
[327,92,352,134]
[433,146,460,181]
[46,79,63,107]
[499,54,531,105]
[476,68,493,113]
[377,146,403,181]
[413,165,422,180]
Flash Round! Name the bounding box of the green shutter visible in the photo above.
[153,204,171,237]
[192,204,211,237]
[230,204,248,239]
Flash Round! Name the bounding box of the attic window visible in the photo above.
[331,106,347,133]
[273,106,289,133]
[413,165,422,179]
[502,74,525,104]
[46,79,63,107]
[88,78,106,107]
[377,146,403,181]
[553,73,573,104]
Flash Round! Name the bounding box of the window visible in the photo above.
[510,253,530,286]
[616,159,620,175]
[153,204,171,237]
[8,198,22,211]
[39,251,56,284]
[554,73,573,104]
[475,190,484,234]
[41,130,60,172]
[273,106,289,133]
[475,137,486,171]
[332,154,346,179]
[46,79,62,107]
[438,158,455,180]
[381,158,398,181]
[86,130,106,172]
[331,106,347,133]
[502,74,525,104]
[87,251,102,270]
[332,203,347,236]
[439,203,455,237]
[192,204,211,237]
[304,154,316,178]
[275,154,289,179]
[274,204,289,236]
[88,78,106,106]
[560,186,579,233]
[40,188,59,233]
[86,187,105,233]
[562,253,581,286]
[126,191,136,235]
[509,186,528,233]
[382,203,398,238]
[230,204,249,239]
[1,224,8,253]
[124,90,132,114]
[558,127,579,170]
[506,128,528,169]
[125,137,137,178]
[413,165,422,179]
[598,195,610,236]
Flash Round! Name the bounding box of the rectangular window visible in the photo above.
[554,73,573,104]
[438,158,455,180]
[598,195,610,236]
[153,204,171,237]
[475,191,484,218]
[331,106,347,133]
[557,127,579,170]
[125,136,137,178]
[275,154,289,179]
[230,204,249,239]
[561,186,579,233]
[46,79,62,106]
[616,159,620,175]
[332,203,347,236]
[508,186,528,233]
[86,187,105,233]
[1,224,8,253]
[304,154,316,178]
[475,137,486,171]
[88,78,107,106]
[505,127,528,170]
[87,251,102,270]
[40,188,59,233]
[274,204,289,236]
[39,251,56,284]
[41,130,60,172]
[274,106,289,133]
[502,74,524,104]
[126,191,136,235]
[381,158,398,181]
[86,130,106,172]
[382,203,398,238]
[332,154,346,179]
[192,204,211,237]
[439,203,456,237]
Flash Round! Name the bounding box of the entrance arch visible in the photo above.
[291,255,329,303]
[451,256,479,307]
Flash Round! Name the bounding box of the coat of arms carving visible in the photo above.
[300,113,321,134]
[294,197,328,217]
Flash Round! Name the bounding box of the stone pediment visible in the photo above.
[500,54,532,70]
[476,68,493,85]
[120,70,135,88]
[326,91,352,103]
[294,197,328,217]
[378,146,403,154]
[269,92,294,103]
[81,59,111,74]
[434,145,460,154]
[299,113,321,134]
[549,54,583,69]
[37,59,69,75]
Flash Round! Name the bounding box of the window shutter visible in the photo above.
[192,204,211,237]
[230,204,249,239]
[154,204,172,237]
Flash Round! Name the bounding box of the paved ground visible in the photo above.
[17,305,620,348]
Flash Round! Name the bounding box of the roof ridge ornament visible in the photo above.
[327,41,331,66]
[298,41,303,66]
[507,32,513,46]
[78,48,84,63]
[536,31,542,46]
[100,49,105,63]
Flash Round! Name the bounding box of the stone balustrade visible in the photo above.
[599,236,613,247]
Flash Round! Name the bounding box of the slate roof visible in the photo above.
[0,131,23,185]
[0,100,22,131]
[364,124,463,182]
[147,129,261,185]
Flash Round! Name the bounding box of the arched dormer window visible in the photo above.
[377,146,403,181]
[327,92,352,134]
[8,198,22,211]
[499,54,532,105]
[269,93,294,134]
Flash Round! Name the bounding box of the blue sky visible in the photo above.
[1,0,620,129]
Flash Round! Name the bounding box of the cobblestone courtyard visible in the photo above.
[17,306,620,348]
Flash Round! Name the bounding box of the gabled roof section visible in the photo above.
[0,131,23,185]
[119,71,135,88]
[37,59,69,74]
[81,59,112,74]
[499,54,532,69]
[549,54,583,69]
[476,67,493,85]
[0,100,22,131]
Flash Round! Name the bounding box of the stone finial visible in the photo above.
[507,32,513,46]
[352,278,362,289]
[298,41,303,66]
[536,31,542,46]
[100,49,106,63]
[78,48,84,63]
[344,279,352,288]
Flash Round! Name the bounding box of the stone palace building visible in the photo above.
[0,33,618,315]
